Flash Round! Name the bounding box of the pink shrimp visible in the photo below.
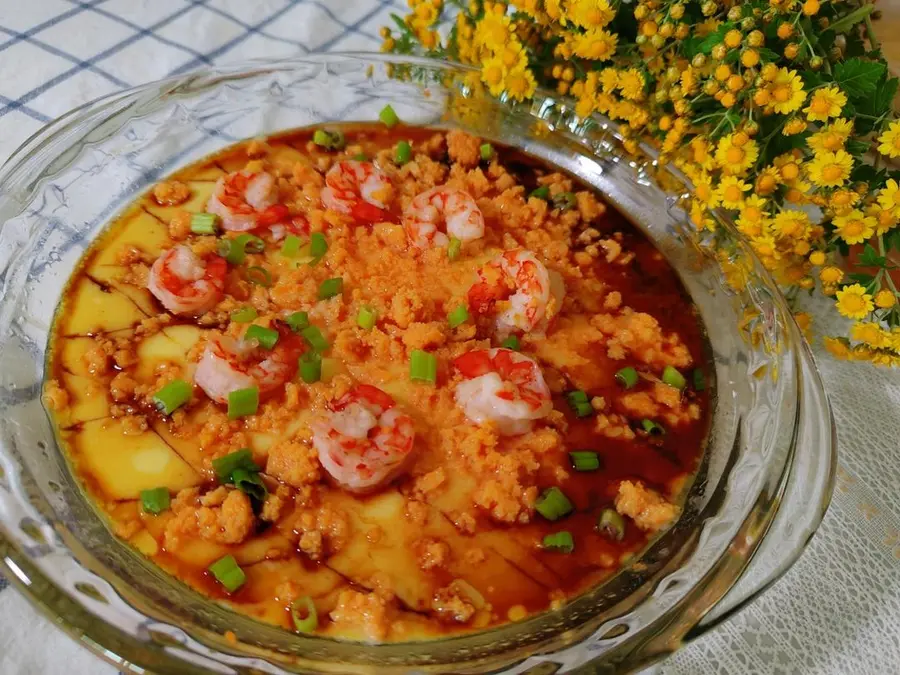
[207,170,289,232]
[194,325,306,404]
[403,186,484,249]
[467,249,565,337]
[453,348,552,436]
[147,245,227,316]
[320,160,391,223]
[312,384,415,493]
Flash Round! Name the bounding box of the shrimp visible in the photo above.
[321,160,392,223]
[453,348,552,436]
[194,325,306,404]
[312,384,415,493]
[207,170,289,232]
[147,245,227,316]
[403,186,484,249]
[467,249,565,337]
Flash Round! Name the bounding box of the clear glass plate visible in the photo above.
[0,53,836,674]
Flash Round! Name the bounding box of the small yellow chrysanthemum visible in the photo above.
[693,171,719,208]
[690,136,716,171]
[782,118,807,135]
[480,56,508,97]
[877,179,900,216]
[877,120,900,159]
[835,284,875,320]
[820,266,844,284]
[715,133,759,175]
[851,322,889,348]
[599,67,618,93]
[755,165,780,195]
[474,9,510,48]
[736,195,769,236]
[571,28,618,61]
[875,208,898,235]
[833,209,875,245]
[772,209,810,238]
[545,0,564,21]
[751,234,780,260]
[809,250,826,266]
[807,150,853,188]
[568,0,615,29]
[823,337,852,360]
[505,65,537,101]
[829,188,861,214]
[875,289,897,309]
[803,86,847,122]
[807,119,853,153]
[618,68,645,100]
[766,68,807,114]
[715,176,751,209]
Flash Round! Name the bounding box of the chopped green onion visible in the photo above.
[309,232,328,261]
[211,448,259,484]
[190,213,218,235]
[530,185,550,200]
[500,335,520,351]
[395,140,412,165]
[208,555,246,593]
[357,305,377,330]
[597,508,625,541]
[566,390,594,418]
[409,349,437,384]
[615,367,638,389]
[231,307,258,323]
[152,379,192,415]
[313,129,345,150]
[218,233,264,265]
[535,487,573,521]
[447,236,462,261]
[140,487,170,515]
[247,265,272,287]
[291,596,318,633]
[552,191,577,210]
[379,104,400,128]
[280,235,302,258]
[662,366,686,390]
[299,352,322,384]
[447,305,470,329]
[480,143,494,161]
[542,531,575,553]
[318,277,343,300]
[227,387,259,419]
[352,152,368,161]
[285,311,309,333]
[244,324,279,350]
[301,325,329,352]
[569,451,600,472]
[641,419,665,436]
[693,368,707,391]
[231,467,267,503]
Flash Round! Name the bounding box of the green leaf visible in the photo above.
[827,4,875,35]
[864,76,900,118]
[698,23,732,54]
[756,48,781,63]
[833,58,886,99]
[845,139,869,155]
[858,244,887,268]
[845,273,877,293]
[885,229,900,253]
[801,71,825,89]
[850,164,887,187]
[682,36,704,59]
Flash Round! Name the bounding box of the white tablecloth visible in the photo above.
[0,1,898,673]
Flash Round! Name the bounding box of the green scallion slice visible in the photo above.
[301,325,329,352]
[352,152,368,161]
[211,448,259,484]
[552,191,576,210]
[379,104,400,128]
[309,232,328,261]
[535,487,573,521]
[140,487,170,515]
[569,451,600,472]
[280,234,302,258]
[190,213,218,235]
[231,307,258,323]
[208,555,246,593]
[285,311,309,333]
[219,233,265,265]
[641,419,665,436]
[662,365,686,390]
[299,351,322,384]
[447,236,462,261]
[395,140,412,165]
[227,387,259,419]
[152,379,192,415]
[480,143,494,161]
[615,367,638,389]
[565,390,594,418]
[231,467,267,503]
[357,305,377,330]
[247,265,272,287]
[693,368,707,391]
[530,185,550,200]
[597,508,625,541]
[447,305,469,329]
[291,596,319,633]
[318,277,343,300]
[542,531,575,553]
[500,335,520,351]
[409,349,437,384]
[244,324,279,350]
[313,129,345,150]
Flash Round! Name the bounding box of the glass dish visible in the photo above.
[0,53,835,674]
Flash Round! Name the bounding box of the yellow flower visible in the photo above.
[505,65,537,101]
[828,188,860,214]
[474,9,510,49]
[766,67,806,114]
[782,118,807,135]
[736,195,770,237]
[693,171,718,208]
[618,68,645,100]
[714,176,750,209]
[755,165,780,195]
[751,234,780,260]
[690,136,716,171]
[571,28,618,61]
[877,179,900,216]
[803,86,847,122]
[824,337,852,359]
[680,66,698,95]
[809,250,826,266]
[599,67,618,93]
[875,289,897,309]
[877,120,900,159]
[497,40,527,69]
[568,0,615,28]
[851,322,889,348]
[480,56,508,97]
[835,284,875,320]
[808,119,853,153]
[807,150,853,188]
[715,133,759,175]
[833,209,875,245]
[772,209,810,239]
[820,266,844,284]
[876,208,898,235]
[690,200,715,230]
[545,0,564,21]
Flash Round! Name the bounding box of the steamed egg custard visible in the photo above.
[44,120,710,641]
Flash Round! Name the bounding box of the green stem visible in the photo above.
[865,16,880,51]
[828,4,875,36]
